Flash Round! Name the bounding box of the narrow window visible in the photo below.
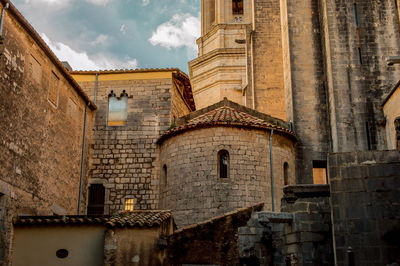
[218,150,229,179]
[87,184,105,215]
[366,121,372,150]
[283,162,289,186]
[312,161,327,184]
[162,164,168,186]
[107,90,128,126]
[358,47,363,65]
[124,198,134,211]
[48,72,59,107]
[395,117,400,150]
[233,0,244,15]
[353,3,359,27]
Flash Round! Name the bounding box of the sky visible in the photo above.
[12,0,201,74]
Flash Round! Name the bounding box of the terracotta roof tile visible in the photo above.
[158,98,297,144]
[13,210,172,229]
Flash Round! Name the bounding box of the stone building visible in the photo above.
[0,0,399,265]
[0,0,95,264]
[70,69,195,215]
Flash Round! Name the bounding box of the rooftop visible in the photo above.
[13,210,172,229]
[158,98,297,144]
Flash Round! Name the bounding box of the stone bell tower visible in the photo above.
[189,0,252,110]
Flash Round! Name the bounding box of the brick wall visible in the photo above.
[159,126,295,227]
[329,151,400,265]
[0,2,94,263]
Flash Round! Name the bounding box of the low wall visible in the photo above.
[329,150,400,266]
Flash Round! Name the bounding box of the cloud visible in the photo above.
[148,13,200,52]
[90,34,109,46]
[86,0,113,6]
[120,24,126,35]
[142,0,150,6]
[23,0,70,6]
[40,33,138,70]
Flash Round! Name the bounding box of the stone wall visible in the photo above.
[0,1,94,263]
[320,0,400,152]
[159,126,295,227]
[329,151,400,265]
[167,203,263,265]
[280,185,333,265]
[75,75,176,214]
[252,0,286,121]
[280,0,330,184]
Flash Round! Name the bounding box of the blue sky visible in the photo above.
[12,0,201,74]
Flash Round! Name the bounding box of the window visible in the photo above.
[107,90,128,126]
[124,198,134,211]
[233,0,244,15]
[48,72,59,107]
[395,117,400,150]
[353,3,359,27]
[218,150,229,179]
[312,160,327,185]
[87,184,105,215]
[283,162,289,186]
[162,164,167,186]
[29,55,42,84]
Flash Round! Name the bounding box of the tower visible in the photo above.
[189,0,251,111]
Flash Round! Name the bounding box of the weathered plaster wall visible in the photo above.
[0,2,94,263]
[160,126,295,227]
[383,84,400,150]
[329,151,400,265]
[13,226,104,266]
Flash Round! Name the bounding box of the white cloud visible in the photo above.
[120,24,126,35]
[40,33,138,70]
[86,0,113,6]
[142,0,150,6]
[90,34,109,46]
[149,13,200,52]
[23,0,70,6]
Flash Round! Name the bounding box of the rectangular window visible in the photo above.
[107,90,128,126]
[29,55,42,84]
[87,184,105,215]
[312,160,327,184]
[354,3,359,27]
[48,72,59,107]
[124,198,134,211]
[233,0,244,15]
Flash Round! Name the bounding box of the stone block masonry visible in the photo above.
[329,150,400,266]
[74,71,192,214]
[0,1,95,264]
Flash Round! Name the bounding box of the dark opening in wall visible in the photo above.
[218,150,229,179]
[232,0,244,15]
[283,162,289,186]
[395,117,400,150]
[87,184,105,215]
[312,160,327,184]
[358,47,363,65]
[162,164,168,186]
[354,3,359,27]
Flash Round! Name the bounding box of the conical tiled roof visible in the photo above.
[158,98,296,143]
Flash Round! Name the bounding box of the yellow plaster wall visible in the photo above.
[71,71,173,83]
[383,86,400,149]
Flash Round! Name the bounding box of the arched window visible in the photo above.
[218,150,229,179]
[107,90,128,126]
[162,164,168,186]
[283,162,289,186]
[87,184,105,215]
[233,0,244,15]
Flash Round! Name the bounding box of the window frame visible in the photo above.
[232,0,244,15]
[217,149,230,179]
[107,90,128,126]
